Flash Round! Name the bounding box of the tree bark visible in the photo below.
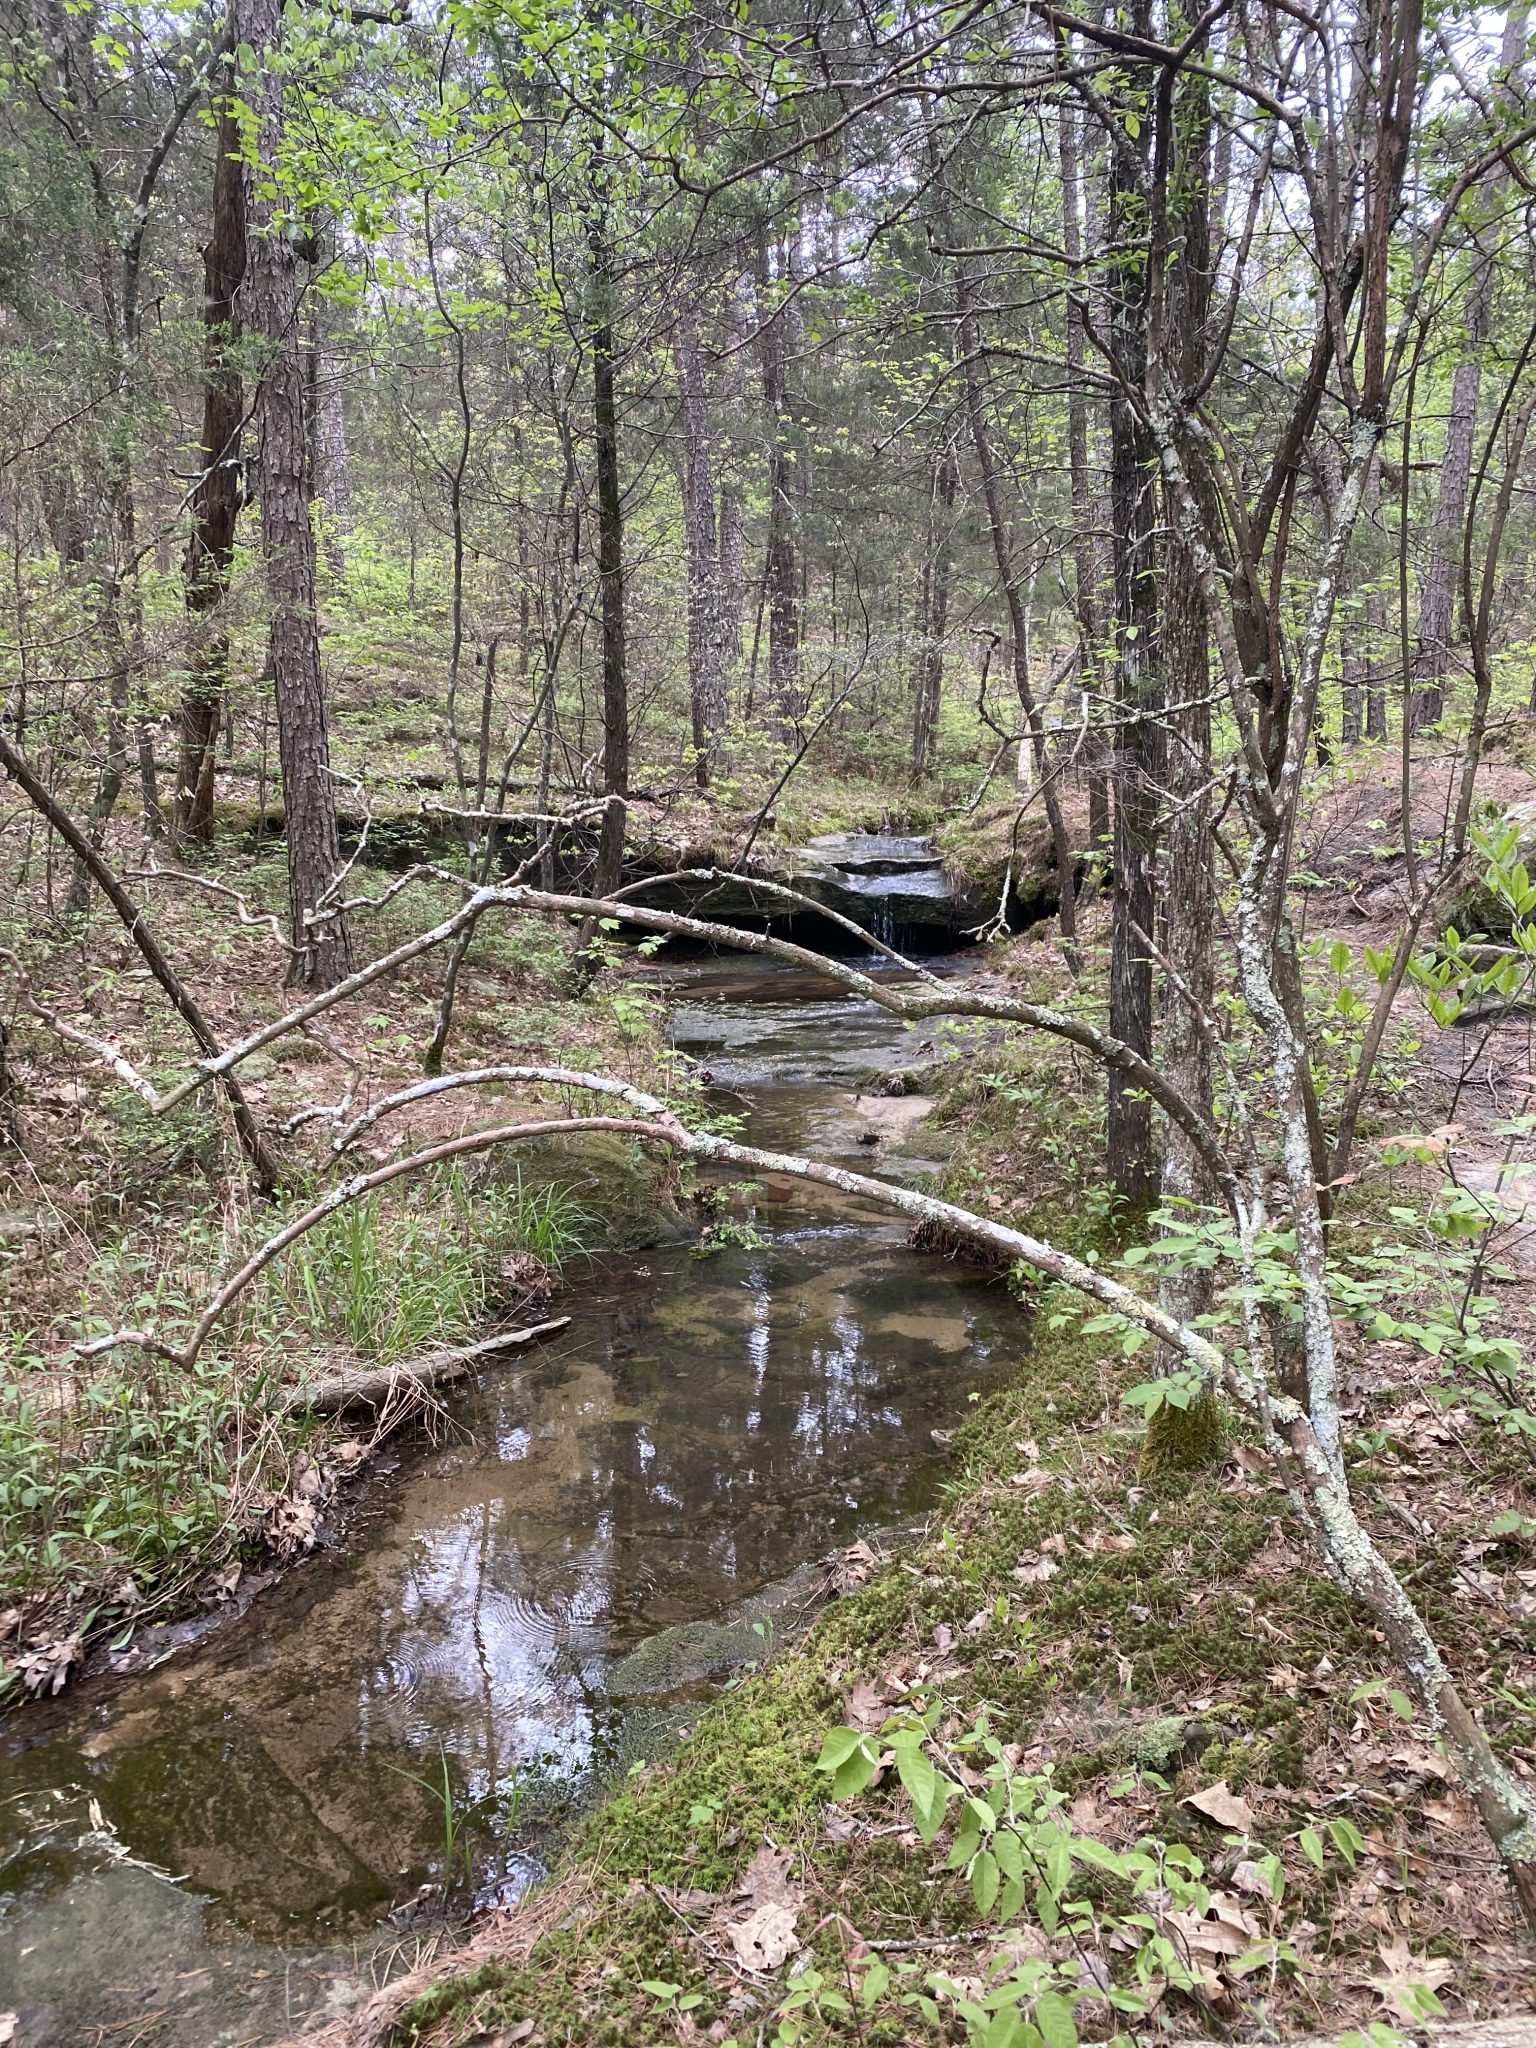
[1059,79,1110,849]
[1151,49,1219,1462]
[589,190,628,901]
[910,446,955,779]
[756,231,800,742]
[175,66,244,848]
[238,0,352,988]
[1410,5,1525,732]
[1106,11,1161,1207]
[675,298,728,786]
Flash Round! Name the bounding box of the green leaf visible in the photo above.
[896,1739,954,1842]
[1299,1826,1325,1868]
[1328,1815,1366,1869]
[1034,1989,1079,2048]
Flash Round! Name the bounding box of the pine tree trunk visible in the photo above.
[175,72,244,848]
[238,0,351,987]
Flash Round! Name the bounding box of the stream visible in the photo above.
[0,935,1015,2046]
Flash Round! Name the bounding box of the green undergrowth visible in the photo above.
[396,1294,1438,2048]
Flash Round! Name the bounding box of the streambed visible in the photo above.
[0,945,1015,2046]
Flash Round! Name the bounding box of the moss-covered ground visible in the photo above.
[383,1296,1536,2046]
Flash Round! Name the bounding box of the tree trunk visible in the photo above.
[175,70,244,848]
[316,348,351,575]
[756,231,800,742]
[1150,53,1220,1466]
[675,299,728,786]
[1059,81,1110,850]
[1409,5,1525,733]
[590,186,627,903]
[719,478,744,671]
[1106,9,1161,1207]
[238,0,352,987]
[955,266,1079,962]
[911,447,955,779]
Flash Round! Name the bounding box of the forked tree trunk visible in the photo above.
[238,0,352,988]
[175,69,244,847]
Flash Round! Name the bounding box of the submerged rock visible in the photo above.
[609,1616,761,1696]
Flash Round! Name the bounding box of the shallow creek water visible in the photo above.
[0,949,1015,2045]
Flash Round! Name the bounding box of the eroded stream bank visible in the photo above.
[0,944,1010,2047]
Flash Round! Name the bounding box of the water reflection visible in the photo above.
[0,947,1011,2039]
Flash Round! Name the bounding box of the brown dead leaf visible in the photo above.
[727,1901,800,1971]
[17,1631,82,1697]
[1013,1553,1060,1585]
[1162,1892,1261,1960]
[1368,1935,1454,2021]
[822,1539,880,1596]
[265,1493,319,1557]
[1388,1745,1447,1781]
[1011,1467,1054,1492]
[1082,1529,1137,1554]
[656,1885,720,1916]
[1422,1793,1474,1830]
[1181,1780,1254,1832]
[845,1679,888,1733]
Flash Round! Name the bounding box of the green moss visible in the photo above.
[1141,1388,1227,1474]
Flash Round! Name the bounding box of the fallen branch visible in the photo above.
[116,874,1235,1210]
[0,730,279,1190]
[272,1318,570,1413]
